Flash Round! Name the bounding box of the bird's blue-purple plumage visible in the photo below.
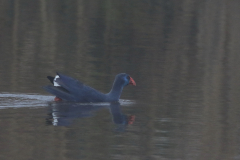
[43,73,133,102]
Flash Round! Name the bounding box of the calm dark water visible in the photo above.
[1,0,240,160]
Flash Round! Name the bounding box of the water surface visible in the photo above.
[1,1,240,160]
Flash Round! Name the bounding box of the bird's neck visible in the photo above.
[107,81,124,101]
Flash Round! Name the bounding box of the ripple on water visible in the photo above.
[0,93,136,109]
[0,93,54,108]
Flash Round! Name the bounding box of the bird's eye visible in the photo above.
[123,76,130,86]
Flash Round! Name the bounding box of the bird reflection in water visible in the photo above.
[46,102,135,131]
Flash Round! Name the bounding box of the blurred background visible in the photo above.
[1,0,240,160]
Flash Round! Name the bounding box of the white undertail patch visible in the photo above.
[53,75,60,86]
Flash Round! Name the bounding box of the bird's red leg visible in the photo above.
[54,97,62,101]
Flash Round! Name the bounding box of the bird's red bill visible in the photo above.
[129,77,136,86]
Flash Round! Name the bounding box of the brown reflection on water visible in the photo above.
[0,0,240,160]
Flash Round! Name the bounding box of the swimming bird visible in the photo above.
[43,73,136,102]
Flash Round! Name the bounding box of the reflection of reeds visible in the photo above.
[11,0,20,92]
